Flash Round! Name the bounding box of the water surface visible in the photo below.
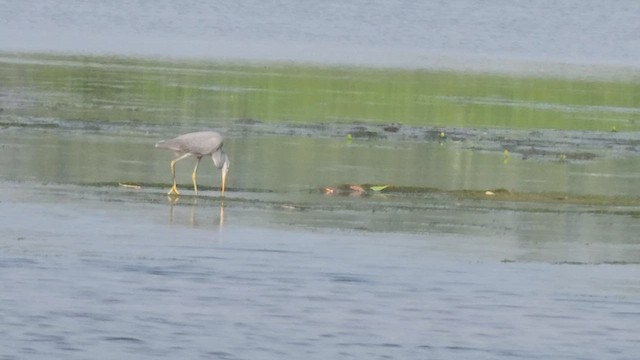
[1,53,639,253]
[1,32,640,360]
[1,0,639,70]
[2,184,640,359]
[2,54,639,131]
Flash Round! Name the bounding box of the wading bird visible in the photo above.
[155,131,229,196]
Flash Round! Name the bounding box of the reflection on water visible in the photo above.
[167,197,225,228]
[1,193,640,359]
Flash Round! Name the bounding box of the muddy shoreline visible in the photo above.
[230,118,640,161]
[3,114,638,160]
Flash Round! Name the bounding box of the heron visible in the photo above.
[155,131,230,196]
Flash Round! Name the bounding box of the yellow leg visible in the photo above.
[168,184,179,196]
[168,159,180,195]
[167,153,191,196]
[192,157,201,195]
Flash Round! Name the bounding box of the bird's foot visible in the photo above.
[168,185,180,196]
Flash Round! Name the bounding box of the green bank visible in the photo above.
[1,52,639,132]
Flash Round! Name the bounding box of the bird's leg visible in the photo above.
[192,157,202,195]
[168,153,191,196]
[169,159,179,195]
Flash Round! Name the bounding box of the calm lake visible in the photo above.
[1,1,640,359]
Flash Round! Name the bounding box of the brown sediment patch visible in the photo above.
[321,184,640,207]
[562,152,597,161]
[234,118,263,125]
[348,125,385,139]
[382,124,401,133]
[452,188,640,206]
[223,121,638,161]
[0,121,60,129]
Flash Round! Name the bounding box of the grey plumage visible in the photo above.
[155,131,230,196]
[156,131,223,156]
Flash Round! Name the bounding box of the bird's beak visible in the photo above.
[221,169,227,196]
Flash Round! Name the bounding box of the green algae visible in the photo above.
[2,52,640,132]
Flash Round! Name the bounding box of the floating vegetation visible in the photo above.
[503,149,511,164]
[322,184,640,208]
[3,52,640,132]
[118,182,142,190]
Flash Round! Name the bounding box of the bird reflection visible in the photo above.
[167,196,225,228]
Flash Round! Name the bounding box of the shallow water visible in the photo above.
[1,33,640,360]
[2,126,640,197]
[2,184,640,359]
[1,0,640,69]
[2,112,640,358]
[2,54,639,131]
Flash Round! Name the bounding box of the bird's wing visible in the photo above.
[155,138,184,152]
[156,131,223,155]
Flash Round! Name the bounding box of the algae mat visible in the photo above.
[1,53,639,241]
[1,53,640,131]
